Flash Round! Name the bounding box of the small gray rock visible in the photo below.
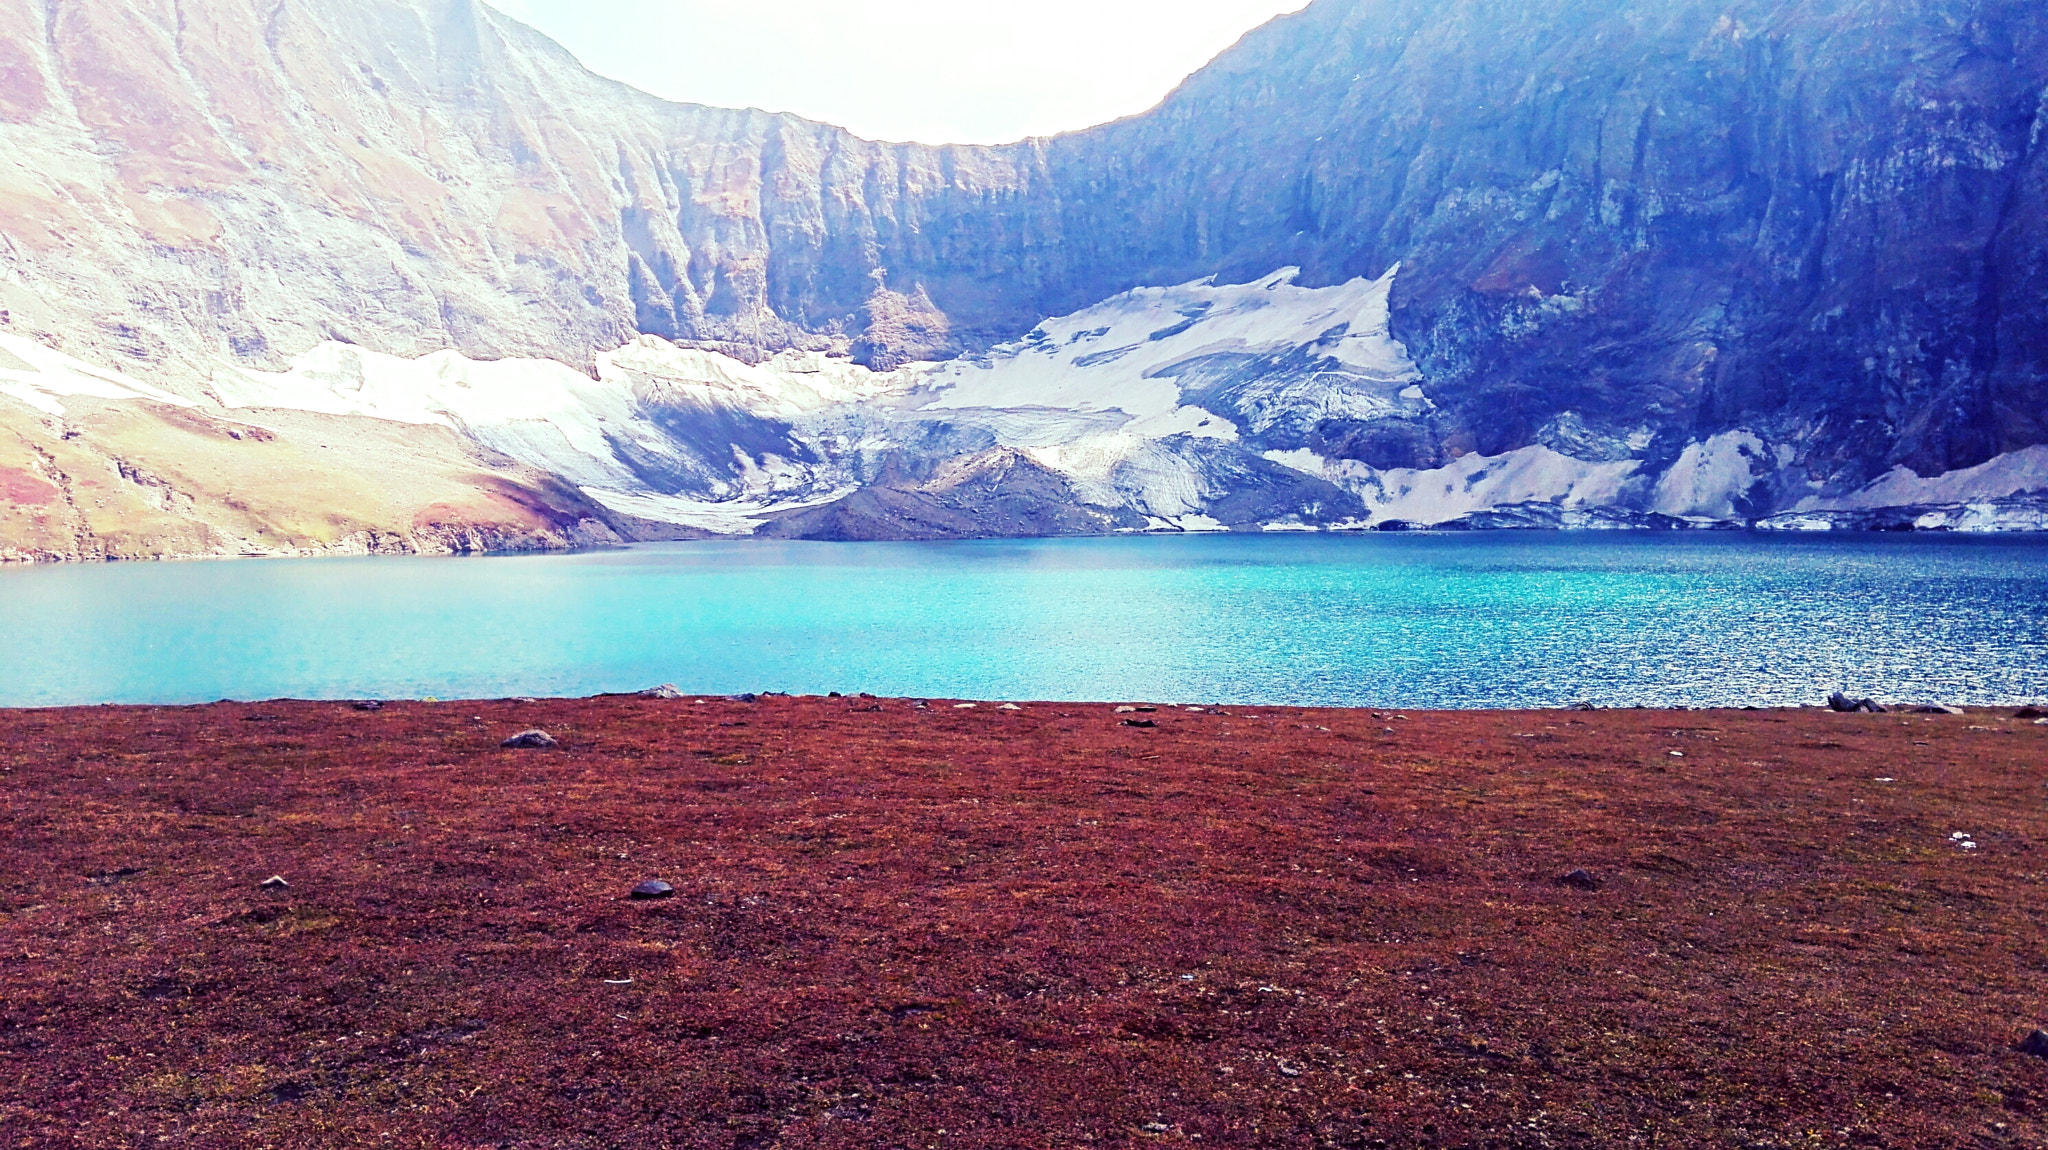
[1907,704,1964,715]
[501,729,558,749]
[629,880,675,900]
[1566,701,1597,712]
[1122,718,1157,728]
[638,684,686,700]
[1557,868,1601,891]
[726,692,759,704]
[258,875,290,891]
[352,700,383,712]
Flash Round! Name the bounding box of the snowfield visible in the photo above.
[13,269,2048,535]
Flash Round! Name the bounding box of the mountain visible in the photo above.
[2,0,2045,559]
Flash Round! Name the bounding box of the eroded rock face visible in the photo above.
[1,0,2043,522]
[1039,0,2048,490]
[0,0,1056,381]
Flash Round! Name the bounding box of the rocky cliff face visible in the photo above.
[1,0,2044,549]
[0,0,1058,383]
[1065,0,2048,495]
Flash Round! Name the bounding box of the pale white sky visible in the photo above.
[483,0,1311,145]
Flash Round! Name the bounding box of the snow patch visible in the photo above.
[212,337,918,514]
[215,343,646,489]
[1650,431,1775,519]
[1336,446,1641,525]
[1262,447,1327,476]
[582,487,852,535]
[0,332,193,416]
[1804,446,2048,510]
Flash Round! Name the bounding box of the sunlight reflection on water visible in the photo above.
[0,532,2042,708]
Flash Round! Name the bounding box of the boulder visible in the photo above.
[501,729,558,749]
[258,875,290,891]
[1557,869,1601,891]
[2021,1030,2048,1059]
[628,880,675,900]
[1828,693,1887,714]
[2014,706,2048,719]
[637,684,686,700]
[1907,704,1965,715]
[725,693,759,704]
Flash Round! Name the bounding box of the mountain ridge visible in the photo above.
[2,0,2045,557]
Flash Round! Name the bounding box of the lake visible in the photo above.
[0,533,2042,709]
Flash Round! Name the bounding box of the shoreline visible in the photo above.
[7,518,2048,568]
[5,694,2047,715]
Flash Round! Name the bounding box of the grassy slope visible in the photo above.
[0,396,614,560]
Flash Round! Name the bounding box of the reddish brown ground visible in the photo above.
[3,698,2047,1149]
[0,467,56,508]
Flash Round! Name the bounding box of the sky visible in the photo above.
[482,0,1311,145]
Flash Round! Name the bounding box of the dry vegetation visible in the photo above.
[0,396,613,561]
[3,697,2046,1148]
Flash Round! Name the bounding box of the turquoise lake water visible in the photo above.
[0,533,2043,709]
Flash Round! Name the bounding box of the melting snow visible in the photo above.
[0,332,192,416]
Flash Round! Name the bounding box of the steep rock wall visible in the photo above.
[1032,0,2048,487]
[1,0,2043,497]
